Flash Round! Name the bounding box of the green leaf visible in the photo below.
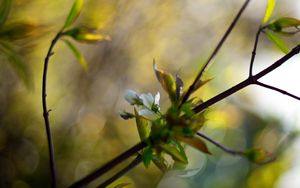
[265,31,289,54]
[113,183,131,188]
[243,148,275,164]
[152,155,169,172]
[263,0,276,24]
[134,108,150,141]
[63,0,83,29]
[153,61,176,102]
[159,140,188,164]
[142,147,153,167]
[267,17,300,32]
[63,27,111,43]
[0,0,11,26]
[177,136,211,155]
[0,40,30,86]
[63,39,88,70]
[175,74,184,100]
[193,78,212,93]
[0,22,38,40]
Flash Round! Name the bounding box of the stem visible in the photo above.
[96,155,143,188]
[197,132,243,155]
[180,0,251,106]
[42,31,62,188]
[249,26,262,76]
[193,45,300,113]
[256,81,300,101]
[69,141,147,188]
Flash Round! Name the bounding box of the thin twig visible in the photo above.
[193,45,300,113]
[69,141,147,188]
[197,132,243,155]
[255,81,300,101]
[42,31,63,188]
[249,26,262,76]
[97,155,143,188]
[180,0,251,106]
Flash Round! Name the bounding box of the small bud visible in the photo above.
[119,110,135,120]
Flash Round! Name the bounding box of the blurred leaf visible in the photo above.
[263,0,276,24]
[142,147,153,167]
[114,183,131,188]
[180,103,195,118]
[63,39,88,70]
[244,148,275,164]
[0,22,39,40]
[177,168,202,178]
[159,140,188,164]
[153,61,176,102]
[152,155,169,172]
[119,110,135,120]
[134,108,150,141]
[0,0,11,26]
[0,40,30,86]
[63,27,111,43]
[265,31,289,54]
[193,78,212,93]
[267,17,300,32]
[176,74,184,100]
[63,0,83,29]
[177,136,211,155]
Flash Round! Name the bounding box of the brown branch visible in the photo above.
[180,0,251,106]
[96,155,143,188]
[255,81,300,101]
[69,141,147,188]
[196,132,244,155]
[193,45,300,113]
[42,31,63,188]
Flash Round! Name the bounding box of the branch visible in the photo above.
[249,26,262,76]
[255,81,300,101]
[180,0,251,105]
[42,31,63,188]
[69,141,146,188]
[193,45,300,113]
[196,132,243,155]
[96,155,143,188]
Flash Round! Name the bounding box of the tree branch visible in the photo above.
[69,141,146,188]
[180,0,251,106]
[193,45,300,113]
[96,155,143,188]
[249,26,262,76]
[196,132,243,155]
[42,31,63,188]
[255,81,300,101]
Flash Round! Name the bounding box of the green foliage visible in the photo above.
[265,31,289,54]
[134,108,151,141]
[63,27,111,43]
[153,62,177,102]
[142,147,153,167]
[243,148,275,164]
[63,39,88,70]
[262,0,276,24]
[0,0,11,26]
[267,17,300,33]
[63,0,83,29]
[0,40,30,86]
[113,183,131,188]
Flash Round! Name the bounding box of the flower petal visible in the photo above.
[140,93,154,109]
[124,89,140,105]
[138,109,159,120]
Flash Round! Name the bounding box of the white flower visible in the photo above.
[138,92,160,120]
[124,89,141,105]
[140,92,160,110]
[123,90,161,120]
[138,108,160,120]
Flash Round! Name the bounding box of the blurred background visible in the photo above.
[0,0,300,187]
